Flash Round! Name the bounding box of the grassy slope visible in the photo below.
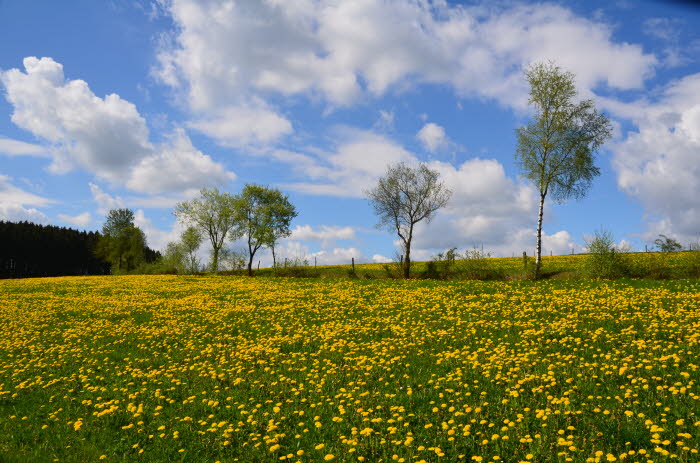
[236,251,700,280]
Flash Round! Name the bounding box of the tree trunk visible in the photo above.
[247,251,254,276]
[403,239,412,279]
[212,246,219,274]
[535,193,545,279]
[271,244,276,267]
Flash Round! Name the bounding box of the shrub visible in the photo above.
[580,229,627,279]
[422,248,458,280]
[275,256,314,277]
[457,247,504,280]
[627,252,671,279]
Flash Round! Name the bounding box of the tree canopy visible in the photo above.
[174,188,239,272]
[235,184,297,276]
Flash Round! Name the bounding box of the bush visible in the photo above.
[275,256,314,277]
[422,248,458,279]
[580,229,627,279]
[221,248,247,271]
[686,250,700,277]
[627,253,670,279]
[457,247,504,280]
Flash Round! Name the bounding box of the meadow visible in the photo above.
[1,274,699,462]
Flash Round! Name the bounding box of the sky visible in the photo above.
[1,0,700,266]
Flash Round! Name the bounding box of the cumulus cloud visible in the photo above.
[188,103,293,147]
[58,212,92,228]
[156,0,656,125]
[0,175,52,224]
[609,73,700,243]
[278,128,414,197]
[290,224,356,248]
[0,137,46,157]
[1,57,234,194]
[89,182,125,215]
[407,158,541,255]
[417,122,448,152]
[133,209,185,252]
[126,128,235,194]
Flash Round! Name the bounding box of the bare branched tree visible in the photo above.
[366,162,451,278]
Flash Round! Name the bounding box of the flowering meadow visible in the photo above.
[1,276,699,462]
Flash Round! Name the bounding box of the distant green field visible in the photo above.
[1,275,699,462]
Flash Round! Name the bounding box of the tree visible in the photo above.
[654,234,682,252]
[366,162,451,278]
[161,241,186,274]
[180,226,203,273]
[515,62,612,279]
[96,208,148,273]
[235,184,297,276]
[174,188,239,272]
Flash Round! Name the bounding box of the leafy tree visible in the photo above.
[235,184,297,276]
[180,226,203,273]
[654,234,682,252]
[161,241,186,274]
[515,62,612,279]
[174,188,239,272]
[366,162,451,278]
[97,208,147,272]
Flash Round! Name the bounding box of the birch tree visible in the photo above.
[174,188,239,272]
[515,62,612,279]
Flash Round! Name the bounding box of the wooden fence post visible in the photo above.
[352,257,355,272]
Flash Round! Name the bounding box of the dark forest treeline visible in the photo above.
[0,221,159,278]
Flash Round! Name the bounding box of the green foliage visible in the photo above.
[222,248,247,272]
[180,226,203,273]
[627,252,671,279]
[579,229,627,279]
[159,241,186,274]
[235,184,297,276]
[422,247,458,279]
[174,188,239,273]
[96,208,148,273]
[458,247,504,280]
[654,234,682,252]
[275,256,313,278]
[366,162,451,279]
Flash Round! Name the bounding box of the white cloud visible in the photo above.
[188,103,292,147]
[0,137,46,157]
[133,209,184,253]
[290,224,355,248]
[89,182,125,215]
[417,122,448,152]
[58,212,92,228]
[1,57,151,177]
[1,57,235,194]
[127,128,235,194]
[310,246,366,266]
[610,73,700,243]
[279,128,414,197]
[0,175,52,224]
[372,254,392,263]
[156,0,656,121]
[0,204,50,224]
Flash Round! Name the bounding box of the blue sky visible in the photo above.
[1,0,699,265]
